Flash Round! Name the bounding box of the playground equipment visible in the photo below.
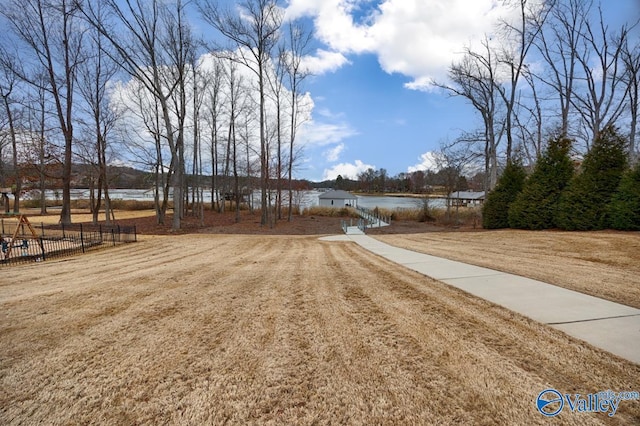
[0,214,137,266]
[0,214,39,259]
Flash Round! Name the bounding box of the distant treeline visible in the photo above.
[309,168,484,195]
[59,164,484,195]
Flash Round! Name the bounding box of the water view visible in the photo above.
[28,189,447,210]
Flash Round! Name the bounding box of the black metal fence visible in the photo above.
[0,220,136,266]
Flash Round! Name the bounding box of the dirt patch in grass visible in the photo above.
[373,229,640,309]
[1,234,639,424]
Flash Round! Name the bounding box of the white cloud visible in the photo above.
[286,0,540,89]
[323,159,375,180]
[407,151,439,173]
[324,143,345,162]
[301,49,350,74]
[408,150,484,175]
[287,0,376,53]
[315,107,345,119]
[404,76,438,92]
[284,0,320,20]
[297,119,358,147]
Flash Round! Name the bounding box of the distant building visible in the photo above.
[449,191,486,207]
[318,190,358,208]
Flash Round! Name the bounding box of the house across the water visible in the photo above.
[448,191,486,207]
[318,190,358,208]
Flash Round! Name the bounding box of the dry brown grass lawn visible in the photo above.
[1,234,639,425]
[373,230,640,309]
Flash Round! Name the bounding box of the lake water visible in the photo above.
[31,189,446,210]
[355,195,446,209]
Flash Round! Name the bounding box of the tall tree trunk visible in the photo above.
[1,94,20,213]
[259,65,269,226]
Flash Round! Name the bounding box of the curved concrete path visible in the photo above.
[320,233,640,364]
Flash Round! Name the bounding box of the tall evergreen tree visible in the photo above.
[555,125,628,230]
[508,136,574,229]
[482,160,527,229]
[608,163,640,230]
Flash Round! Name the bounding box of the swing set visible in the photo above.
[0,214,39,260]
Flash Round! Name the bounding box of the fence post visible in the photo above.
[80,224,85,253]
[41,222,45,237]
[39,237,46,261]
[62,222,65,238]
[133,225,137,242]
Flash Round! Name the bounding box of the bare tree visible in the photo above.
[621,38,640,164]
[432,141,479,224]
[516,67,545,163]
[571,5,635,147]
[199,56,224,211]
[146,92,172,224]
[76,6,119,225]
[113,80,171,224]
[0,107,6,194]
[190,54,207,224]
[0,46,22,212]
[26,75,53,214]
[221,59,245,222]
[282,21,312,221]
[79,0,195,230]
[3,0,84,224]
[533,0,589,138]
[497,0,550,161]
[198,0,283,226]
[435,38,505,190]
[267,46,287,222]
[241,106,259,214]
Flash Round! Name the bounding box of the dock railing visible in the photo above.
[355,207,390,229]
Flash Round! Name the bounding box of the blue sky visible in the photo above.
[301,52,474,181]
[275,0,639,181]
[186,0,638,182]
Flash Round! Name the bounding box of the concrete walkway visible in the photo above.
[320,233,640,364]
[344,226,365,235]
